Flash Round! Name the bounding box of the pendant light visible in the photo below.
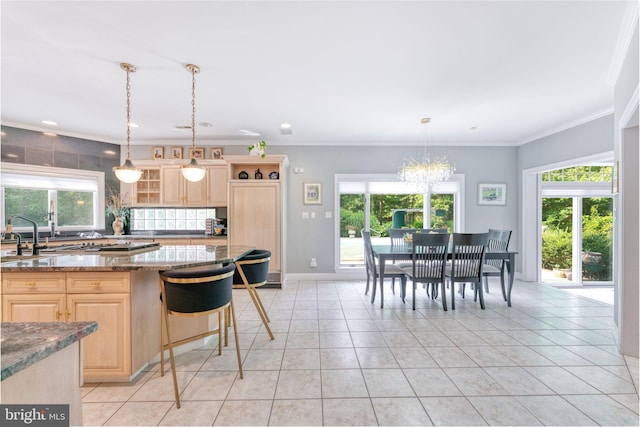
[399,118,455,192]
[181,63,206,182]
[113,63,143,184]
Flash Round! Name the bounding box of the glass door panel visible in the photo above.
[581,197,613,282]
[541,197,573,283]
[430,193,454,232]
[339,193,365,266]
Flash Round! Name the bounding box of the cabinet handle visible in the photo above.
[65,310,71,321]
[26,282,36,288]
[56,311,62,320]
[92,281,101,287]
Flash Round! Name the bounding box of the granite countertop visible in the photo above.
[1,321,98,380]
[0,244,255,272]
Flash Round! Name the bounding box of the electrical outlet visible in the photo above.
[302,212,309,219]
[310,212,316,219]
[310,258,317,268]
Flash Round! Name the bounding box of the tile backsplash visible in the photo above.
[130,208,217,231]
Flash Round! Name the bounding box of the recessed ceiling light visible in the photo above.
[470,126,478,131]
[128,122,139,128]
[280,123,292,129]
[6,153,18,158]
[280,123,293,135]
[41,120,57,126]
[104,150,117,156]
[238,129,261,136]
[199,122,213,128]
[42,132,57,137]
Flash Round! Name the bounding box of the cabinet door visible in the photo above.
[67,293,131,378]
[207,166,228,206]
[2,294,65,322]
[229,182,280,270]
[161,166,183,205]
[184,175,207,206]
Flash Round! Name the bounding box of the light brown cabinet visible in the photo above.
[161,166,207,206]
[207,165,228,206]
[133,167,161,205]
[225,155,287,284]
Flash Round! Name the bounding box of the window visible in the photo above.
[1,163,105,232]
[335,174,463,271]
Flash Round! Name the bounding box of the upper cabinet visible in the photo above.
[128,160,227,207]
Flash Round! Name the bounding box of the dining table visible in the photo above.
[371,244,518,309]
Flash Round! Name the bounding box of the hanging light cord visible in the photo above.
[189,64,198,158]
[125,65,132,160]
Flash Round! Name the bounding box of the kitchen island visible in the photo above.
[1,321,98,426]
[1,244,254,382]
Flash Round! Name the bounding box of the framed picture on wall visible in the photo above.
[190,147,205,159]
[304,182,322,205]
[478,183,507,205]
[171,146,183,159]
[152,146,164,160]
[211,147,223,159]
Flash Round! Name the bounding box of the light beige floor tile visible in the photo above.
[371,397,432,426]
[351,331,387,347]
[362,368,414,397]
[321,369,369,398]
[318,318,349,332]
[242,348,284,370]
[281,348,320,369]
[289,319,319,332]
[292,309,318,319]
[104,401,173,426]
[263,319,292,333]
[412,331,455,347]
[502,329,555,345]
[494,345,555,366]
[564,365,637,393]
[426,346,477,368]
[459,346,517,367]
[319,331,353,348]
[269,399,323,426]
[347,319,379,332]
[563,394,640,426]
[180,371,238,401]
[82,402,124,426]
[523,366,600,394]
[251,333,288,350]
[159,400,223,426]
[322,398,377,426]
[467,396,542,426]
[318,309,345,319]
[285,332,320,348]
[514,395,597,426]
[275,369,322,399]
[529,344,593,365]
[390,347,438,368]
[81,383,99,398]
[356,347,400,368]
[482,367,553,395]
[404,368,462,397]
[381,331,420,347]
[226,370,279,400]
[82,370,153,402]
[564,344,627,365]
[444,368,508,396]
[200,349,248,371]
[213,399,273,426]
[420,396,487,426]
[320,348,360,369]
[129,371,197,402]
[609,394,640,414]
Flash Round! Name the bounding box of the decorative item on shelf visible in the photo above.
[238,170,249,179]
[105,189,130,236]
[180,63,206,182]
[255,168,263,179]
[398,118,455,192]
[113,63,143,183]
[247,140,267,158]
[269,171,279,180]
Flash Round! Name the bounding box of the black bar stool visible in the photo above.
[159,263,243,409]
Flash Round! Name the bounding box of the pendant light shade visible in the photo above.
[113,62,142,184]
[181,63,205,182]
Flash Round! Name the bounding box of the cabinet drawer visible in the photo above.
[2,272,66,293]
[67,272,130,293]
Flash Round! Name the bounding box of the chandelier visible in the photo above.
[113,63,143,184]
[180,63,206,182]
[398,118,454,192]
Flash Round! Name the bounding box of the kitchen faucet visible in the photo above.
[49,200,57,237]
[5,215,46,255]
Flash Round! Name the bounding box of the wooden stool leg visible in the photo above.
[246,283,274,340]
[229,299,243,379]
[162,302,181,409]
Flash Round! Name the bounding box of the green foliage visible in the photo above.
[4,188,48,226]
[541,227,572,269]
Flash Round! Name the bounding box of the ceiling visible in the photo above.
[0,1,632,147]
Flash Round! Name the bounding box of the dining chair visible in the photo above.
[233,249,274,340]
[388,228,416,293]
[446,233,488,310]
[362,230,407,307]
[159,263,243,409]
[419,228,448,234]
[483,229,512,300]
[401,232,450,310]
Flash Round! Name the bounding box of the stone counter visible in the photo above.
[1,321,98,380]
[1,244,254,272]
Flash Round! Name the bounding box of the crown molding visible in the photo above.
[607,0,639,85]
[517,108,614,146]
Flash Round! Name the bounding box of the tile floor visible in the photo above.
[81,279,639,426]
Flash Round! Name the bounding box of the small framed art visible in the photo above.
[304,182,322,205]
[152,146,164,160]
[478,183,507,205]
[211,147,223,159]
[190,147,205,159]
[171,146,183,159]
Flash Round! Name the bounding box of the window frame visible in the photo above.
[1,162,106,232]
